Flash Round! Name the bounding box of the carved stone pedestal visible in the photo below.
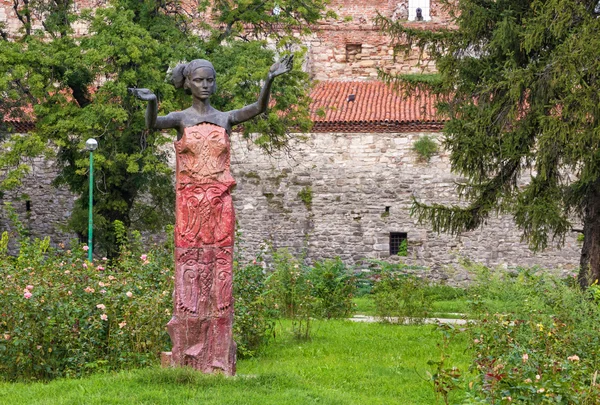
[166,123,236,375]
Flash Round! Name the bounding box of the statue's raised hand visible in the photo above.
[269,55,294,78]
[128,88,157,101]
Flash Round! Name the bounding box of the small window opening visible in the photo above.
[385,206,390,214]
[408,0,431,21]
[415,8,423,21]
[389,232,408,256]
[25,200,31,212]
[346,44,362,62]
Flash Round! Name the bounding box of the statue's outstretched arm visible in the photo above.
[229,55,294,126]
[128,88,179,130]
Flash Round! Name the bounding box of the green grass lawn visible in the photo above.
[0,320,471,405]
[353,296,377,315]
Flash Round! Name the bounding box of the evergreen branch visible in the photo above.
[374,13,455,59]
[411,158,521,235]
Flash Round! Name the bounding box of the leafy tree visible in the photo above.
[0,0,330,256]
[376,0,600,287]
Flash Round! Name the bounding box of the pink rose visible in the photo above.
[24,291,32,299]
[96,304,106,310]
[97,265,104,271]
[140,254,148,261]
[82,245,89,251]
[100,314,108,321]
[26,285,34,290]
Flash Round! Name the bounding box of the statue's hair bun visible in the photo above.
[171,63,187,89]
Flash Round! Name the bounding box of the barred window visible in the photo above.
[389,232,408,256]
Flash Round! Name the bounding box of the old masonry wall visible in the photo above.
[230,132,580,283]
[0,131,581,284]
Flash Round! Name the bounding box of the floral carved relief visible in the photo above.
[168,123,236,375]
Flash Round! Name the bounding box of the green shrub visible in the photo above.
[297,186,313,210]
[412,135,438,162]
[367,261,431,323]
[268,248,316,340]
[397,239,408,256]
[308,258,356,319]
[267,251,358,337]
[462,270,600,403]
[423,284,466,302]
[372,272,432,323]
[233,259,276,358]
[0,231,173,381]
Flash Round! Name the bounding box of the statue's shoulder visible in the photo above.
[180,109,231,132]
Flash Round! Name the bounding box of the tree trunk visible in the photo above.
[579,179,600,288]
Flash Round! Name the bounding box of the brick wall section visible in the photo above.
[308,0,453,80]
[0,0,107,36]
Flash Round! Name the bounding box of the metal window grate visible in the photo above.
[389,232,408,256]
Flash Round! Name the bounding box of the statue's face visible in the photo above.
[188,67,216,100]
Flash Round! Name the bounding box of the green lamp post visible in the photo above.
[85,138,98,262]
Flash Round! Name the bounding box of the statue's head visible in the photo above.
[172,59,217,99]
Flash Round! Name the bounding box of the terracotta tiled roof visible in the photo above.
[310,81,445,133]
[2,104,35,133]
[1,120,35,133]
[3,81,445,134]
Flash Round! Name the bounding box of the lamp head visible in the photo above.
[85,138,98,151]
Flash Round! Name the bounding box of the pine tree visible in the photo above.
[0,0,330,256]
[377,0,600,287]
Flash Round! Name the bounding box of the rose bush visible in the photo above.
[463,270,600,403]
[0,219,174,380]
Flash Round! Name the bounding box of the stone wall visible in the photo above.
[0,131,581,283]
[229,132,580,282]
[0,157,77,252]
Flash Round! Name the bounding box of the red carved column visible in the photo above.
[166,123,236,375]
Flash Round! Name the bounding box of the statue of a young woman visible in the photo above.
[129,56,293,375]
[129,55,293,137]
